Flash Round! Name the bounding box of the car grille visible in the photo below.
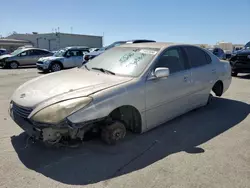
[12,102,33,118]
[37,61,44,64]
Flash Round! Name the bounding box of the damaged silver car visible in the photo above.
[9,43,232,146]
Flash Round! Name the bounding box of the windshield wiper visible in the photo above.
[92,67,115,75]
[84,65,90,70]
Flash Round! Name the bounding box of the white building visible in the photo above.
[6,32,103,51]
[215,41,233,51]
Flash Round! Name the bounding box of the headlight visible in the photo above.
[31,97,92,124]
[44,60,51,64]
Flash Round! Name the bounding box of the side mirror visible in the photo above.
[154,67,170,78]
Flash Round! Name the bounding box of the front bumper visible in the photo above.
[10,108,42,139]
[36,62,49,71]
[0,61,5,67]
[9,103,105,142]
[230,61,250,73]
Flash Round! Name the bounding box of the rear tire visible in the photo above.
[101,121,126,145]
[50,63,62,72]
[9,61,18,69]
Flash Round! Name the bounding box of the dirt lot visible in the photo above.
[0,68,250,188]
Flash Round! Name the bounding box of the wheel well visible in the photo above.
[50,61,63,68]
[212,80,223,96]
[109,105,142,133]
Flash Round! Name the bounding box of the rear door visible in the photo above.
[183,46,217,107]
[29,50,51,65]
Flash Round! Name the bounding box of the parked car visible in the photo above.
[83,39,156,63]
[9,43,231,146]
[0,48,8,56]
[207,48,226,60]
[0,48,53,69]
[230,49,250,76]
[36,46,90,72]
[245,41,250,49]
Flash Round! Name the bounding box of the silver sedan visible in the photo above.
[9,43,232,146]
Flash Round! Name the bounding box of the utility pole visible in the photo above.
[102,32,105,47]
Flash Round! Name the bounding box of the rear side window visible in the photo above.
[204,51,212,63]
[33,50,50,55]
[185,46,210,68]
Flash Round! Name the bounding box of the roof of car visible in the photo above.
[66,46,89,50]
[126,39,156,43]
[119,42,182,49]
[20,47,50,51]
[119,42,209,50]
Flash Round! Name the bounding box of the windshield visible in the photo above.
[54,49,66,57]
[83,47,159,77]
[11,49,24,56]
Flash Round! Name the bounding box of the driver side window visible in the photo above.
[155,47,186,74]
[19,51,28,57]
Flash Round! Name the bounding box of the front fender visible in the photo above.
[67,79,146,125]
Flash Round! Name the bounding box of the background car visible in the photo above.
[0,48,8,56]
[36,46,90,72]
[245,41,250,49]
[83,39,156,63]
[0,48,53,69]
[207,47,226,60]
[9,43,231,145]
[88,48,99,52]
[230,49,250,76]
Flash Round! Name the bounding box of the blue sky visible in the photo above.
[1,0,250,45]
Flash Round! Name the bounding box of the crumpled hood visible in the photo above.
[0,54,12,60]
[11,68,132,107]
[38,56,64,62]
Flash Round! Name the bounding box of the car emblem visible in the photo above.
[20,93,26,98]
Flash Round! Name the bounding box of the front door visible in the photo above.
[64,50,78,68]
[74,50,85,67]
[145,47,193,130]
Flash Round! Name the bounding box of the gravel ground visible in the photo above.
[0,68,250,188]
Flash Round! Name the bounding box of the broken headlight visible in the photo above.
[31,97,92,124]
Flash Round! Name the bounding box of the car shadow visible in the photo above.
[11,97,250,185]
[0,66,36,70]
